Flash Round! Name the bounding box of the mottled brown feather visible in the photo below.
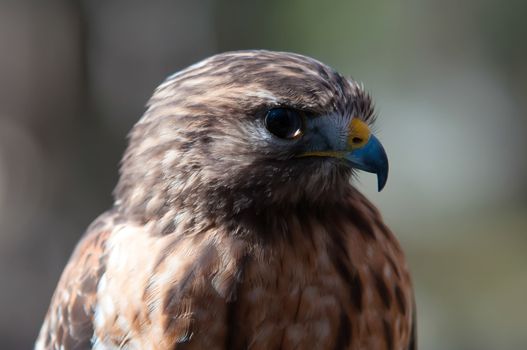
[36,212,114,349]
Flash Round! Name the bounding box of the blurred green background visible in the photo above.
[1,0,526,349]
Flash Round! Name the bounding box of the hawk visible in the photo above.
[36,50,416,350]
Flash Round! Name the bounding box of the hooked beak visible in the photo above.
[345,134,389,191]
[300,118,389,191]
[344,119,389,191]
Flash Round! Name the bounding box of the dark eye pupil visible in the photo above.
[264,108,303,139]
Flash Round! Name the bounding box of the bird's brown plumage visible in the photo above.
[36,50,416,350]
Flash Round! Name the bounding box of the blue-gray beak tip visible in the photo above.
[376,159,388,192]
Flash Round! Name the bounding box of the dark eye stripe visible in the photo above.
[264,108,303,139]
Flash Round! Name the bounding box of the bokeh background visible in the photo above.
[1,0,526,348]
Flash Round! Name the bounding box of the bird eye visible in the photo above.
[264,108,303,139]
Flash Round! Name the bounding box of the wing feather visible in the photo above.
[35,212,114,350]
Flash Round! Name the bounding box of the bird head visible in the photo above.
[115,51,388,221]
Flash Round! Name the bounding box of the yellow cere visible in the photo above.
[300,118,372,159]
[347,118,371,150]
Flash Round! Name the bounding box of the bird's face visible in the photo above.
[260,106,387,191]
[116,51,388,218]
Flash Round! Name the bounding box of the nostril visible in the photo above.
[352,137,363,144]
